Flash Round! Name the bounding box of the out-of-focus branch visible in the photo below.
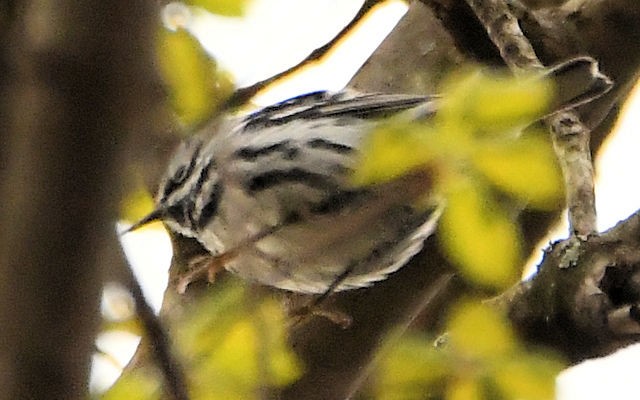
[125,259,190,400]
[0,0,162,398]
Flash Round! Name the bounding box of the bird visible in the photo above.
[127,56,612,295]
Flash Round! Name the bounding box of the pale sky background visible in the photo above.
[93,0,640,397]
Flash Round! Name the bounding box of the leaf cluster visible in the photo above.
[353,69,564,290]
[376,301,565,400]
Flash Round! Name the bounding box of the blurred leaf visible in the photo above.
[373,297,566,399]
[439,180,521,289]
[101,369,162,400]
[353,68,555,288]
[102,281,300,399]
[447,301,516,359]
[351,121,435,186]
[438,69,553,135]
[353,66,557,190]
[120,187,155,224]
[447,377,483,400]
[472,132,564,209]
[376,334,451,399]
[176,282,300,399]
[157,28,234,127]
[493,354,563,400]
[186,0,250,17]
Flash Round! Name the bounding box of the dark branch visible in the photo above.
[506,209,640,361]
[0,0,161,398]
[125,264,190,400]
[220,0,384,111]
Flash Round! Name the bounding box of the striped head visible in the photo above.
[130,136,223,239]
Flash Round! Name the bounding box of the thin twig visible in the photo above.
[345,273,454,397]
[464,0,598,236]
[220,0,384,111]
[124,264,190,400]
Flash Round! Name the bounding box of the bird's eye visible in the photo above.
[160,139,203,201]
[172,165,189,185]
[161,164,190,200]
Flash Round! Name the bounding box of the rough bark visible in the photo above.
[504,210,640,362]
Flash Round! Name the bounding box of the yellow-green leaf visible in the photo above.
[157,28,234,127]
[351,121,436,186]
[493,355,564,400]
[447,377,483,400]
[376,334,451,399]
[175,282,301,399]
[438,69,553,135]
[447,301,516,359]
[472,132,564,210]
[103,281,300,400]
[439,180,521,289]
[120,187,155,224]
[187,0,249,17]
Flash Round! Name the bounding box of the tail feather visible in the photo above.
[546,56,613,113]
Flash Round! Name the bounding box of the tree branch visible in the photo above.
[125,262,190,400]
[465,0,597,236]
[0,0,161,398]
[221,0,384,111]
[506,209,640,361]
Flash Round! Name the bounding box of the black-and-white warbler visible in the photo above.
[130,57,611,294]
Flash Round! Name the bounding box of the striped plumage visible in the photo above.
[156,91,441,294]
[143,56,612,294]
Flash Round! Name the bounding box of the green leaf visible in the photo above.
[157,28,234,127]
[447,377,484,400]
[439,180,521,289]
[472,132,564,210]
[120,187,155,224]
[493,354,564,400]
[175,282,301,399]
[372,296,566,400]
[438,69,554,135]
[447,301,516,359]
[186,0,250,17]
[375,334,451,399]
[102,282,300,400]
[351,121,435,186]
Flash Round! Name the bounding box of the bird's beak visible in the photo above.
[121,207,165,235]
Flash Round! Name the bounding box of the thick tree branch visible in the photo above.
[0,0,161,398]
[506,209,640,361]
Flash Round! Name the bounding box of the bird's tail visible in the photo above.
[545,56,613,113]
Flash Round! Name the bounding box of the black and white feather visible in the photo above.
[156,91,441,293]
[152,57,611,294]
